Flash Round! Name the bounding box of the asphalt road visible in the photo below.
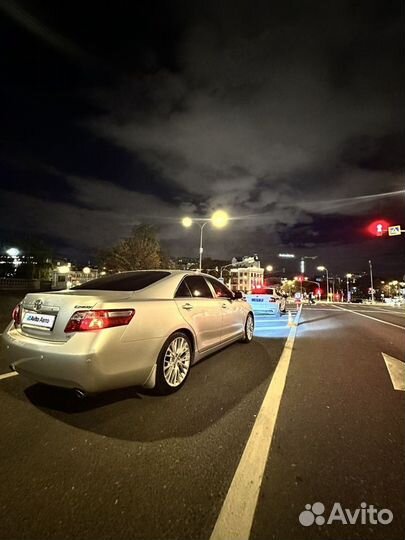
[251,303,405,540]
[0,300,404,540]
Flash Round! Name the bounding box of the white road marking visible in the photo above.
[333,304,405,330]
[0,371,18,380]
[302,308,340,311]
[382,353,405,391]
[210,307,302,540]
[349,309,405,316]
[255,325,289,330]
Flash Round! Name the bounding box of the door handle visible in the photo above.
[222,303,228,309]
[182,303,193,310]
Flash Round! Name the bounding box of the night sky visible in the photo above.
[1,1,404,275]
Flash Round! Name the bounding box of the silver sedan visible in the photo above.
[2,271,254,396]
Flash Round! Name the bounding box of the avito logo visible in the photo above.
[299,502,393,527]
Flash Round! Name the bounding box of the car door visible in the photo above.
[206,277,245,342]
[174,275,223,352]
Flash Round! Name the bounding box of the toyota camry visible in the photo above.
[2,271,254,396]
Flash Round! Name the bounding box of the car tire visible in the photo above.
[241,313,254,343]
[155,332,193,395]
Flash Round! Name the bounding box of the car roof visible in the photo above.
[119,270,225,299]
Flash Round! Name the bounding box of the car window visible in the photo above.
[72,271,170,291]
[174,279,192,298]
[206,277,233,299]
[183,275,213,298]
[251,287,276,295]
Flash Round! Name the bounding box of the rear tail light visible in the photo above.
[12,303,21,326]
[64,309,135,333]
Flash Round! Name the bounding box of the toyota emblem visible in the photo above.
[33,299,43,311]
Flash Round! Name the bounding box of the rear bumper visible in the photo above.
[249,305,280,314]
[1,324,162,393]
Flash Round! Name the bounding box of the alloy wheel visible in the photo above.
[163,336,191,387]
[246,314,254,340]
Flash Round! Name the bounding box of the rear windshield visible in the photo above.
[72,271,170,291]
[251,288,276,295]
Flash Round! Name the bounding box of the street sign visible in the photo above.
[388,225,402,236]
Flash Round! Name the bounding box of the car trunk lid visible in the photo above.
[19,290,131,342]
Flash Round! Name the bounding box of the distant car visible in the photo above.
[350,297,364,303]
[245,287,287,315]
[1,271,254,396]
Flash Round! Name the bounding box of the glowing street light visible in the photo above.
[266,265,273,272]
[83,267,91,275]
[317,265,330,302]
[182,210,230,271]
[211,210,229,229]
[182,217,193,228]
[6,247,20,258]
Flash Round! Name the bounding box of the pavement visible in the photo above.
[0,300,404,540]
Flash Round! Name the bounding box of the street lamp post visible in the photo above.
[198,221,208,272]
[369,260,375,304]
[317,266,330,302]
[345,273,352,302]
[182,210,229,272]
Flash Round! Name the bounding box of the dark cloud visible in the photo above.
[0,0,403,272]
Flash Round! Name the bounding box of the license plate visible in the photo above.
[22,312,56,330]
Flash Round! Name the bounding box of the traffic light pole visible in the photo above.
[369,259,375,304]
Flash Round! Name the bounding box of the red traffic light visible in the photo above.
[367,219,389,237]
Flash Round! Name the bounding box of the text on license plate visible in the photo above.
[22,312,56,329]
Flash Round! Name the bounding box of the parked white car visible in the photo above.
[245,287,287,315]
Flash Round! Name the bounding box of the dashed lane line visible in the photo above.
[0,371,18,380]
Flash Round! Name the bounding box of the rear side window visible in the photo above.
[175,279,192,298]
[72,271,170,291]
[183,276,213,298]
[206,277,233,299]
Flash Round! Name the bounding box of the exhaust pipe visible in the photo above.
[74,389,87,399]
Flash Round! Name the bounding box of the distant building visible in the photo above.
[52,262,100,289]
[230,261,264,292]
[174,257,199,270]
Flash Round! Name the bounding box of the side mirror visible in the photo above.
[233,290,243,300]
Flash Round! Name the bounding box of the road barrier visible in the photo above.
[0,278,51,291]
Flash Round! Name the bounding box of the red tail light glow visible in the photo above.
[64,309,135,333]
[12,303,21,326]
